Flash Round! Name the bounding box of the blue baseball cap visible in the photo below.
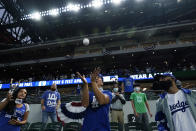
[98,74,103,81]
[162,73,176,80]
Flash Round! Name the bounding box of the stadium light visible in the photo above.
[88,3,93,8]
[112,0,123,5]
[135,0,144,2]
[92,0,103,8]
[31,12,41,20]
[67,4,80,12]
[106,0,112,4]
[21,0,128,20]
[73,4,80,12]
[49,9,59,16]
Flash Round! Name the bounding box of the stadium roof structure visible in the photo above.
[0,0,196,50]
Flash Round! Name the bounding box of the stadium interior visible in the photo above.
[0,0,196,130]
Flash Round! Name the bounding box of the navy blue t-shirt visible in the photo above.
[41,90,60,112]
[82,90,112,131]
[123,77,134,92]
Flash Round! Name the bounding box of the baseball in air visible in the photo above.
[83,38,90,46]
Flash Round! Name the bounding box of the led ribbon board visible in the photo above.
[0,72,172,89]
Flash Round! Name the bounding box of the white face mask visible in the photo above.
[135,87,140,92]
[99,87,103,91]
[15,98,23,104]
[113,88,118,93]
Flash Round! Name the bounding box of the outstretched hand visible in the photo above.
[6,92,12,101]
[90,67,101,82]
[76,72,88,85]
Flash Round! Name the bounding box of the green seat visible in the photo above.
[63,122,81,131]
[63,128,78,131]
[127,114,136,123]
[110,122,122,131]
[28,122,43,131]
[21,122,30,131]
[44,122,62,131]
[124,122,137,131]
[149,122,157,131]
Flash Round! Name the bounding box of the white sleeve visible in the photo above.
[25,103,30,112]
[112,93,115,98]
[120,94,125,100]
[1,98,7,102]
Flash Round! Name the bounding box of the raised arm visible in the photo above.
[10,78,13,85]
[0,93,12,111]
[91,68,110,105]
[121,82,124,93]
[76,72,89,107]
[18,80,21,87]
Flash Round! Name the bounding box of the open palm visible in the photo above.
[76,72,87,84]
[90,67,101,82]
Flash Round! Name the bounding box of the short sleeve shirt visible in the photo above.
[130,92,147,113]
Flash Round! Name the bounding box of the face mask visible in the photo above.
[51,88,56,91]
[99,87,103,91]
[135,87,140,92]
[113,88,118,93]
[15,98,23,104]
[158,80,172,91]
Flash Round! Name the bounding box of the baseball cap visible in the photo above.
[153,73,176,81]
[162,73,176,80]
[98,74,103,81]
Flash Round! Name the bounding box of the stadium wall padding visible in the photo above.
[28,100,157,123]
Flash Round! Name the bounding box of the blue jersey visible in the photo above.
[123,77,134,92]
[0,103,27,131]
[82,90,112,131]
[76,86,81,95]
[42,90,61,112]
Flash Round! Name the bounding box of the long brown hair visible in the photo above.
[4,88,27,115]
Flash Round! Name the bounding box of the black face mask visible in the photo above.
[51,88,56,91]
[157,80,172,91]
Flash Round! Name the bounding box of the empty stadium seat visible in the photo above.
[27,122,43,131]
[110,122,122,131]
[21,122,30,131]
[63,122,81,131]
[44,122,62,131]
[149,122,158,131]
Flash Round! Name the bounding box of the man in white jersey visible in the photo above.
[153,74,196,131]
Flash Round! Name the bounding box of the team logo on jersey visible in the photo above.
[169,100,190,115]
[47,93,57,107]
[136,96,143,103]
[125,80,132,86]
[16,108,25,116]
[91,96,100,109]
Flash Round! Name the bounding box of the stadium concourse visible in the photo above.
[0,0,196,131]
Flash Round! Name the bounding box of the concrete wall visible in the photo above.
[28,100,157,123]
